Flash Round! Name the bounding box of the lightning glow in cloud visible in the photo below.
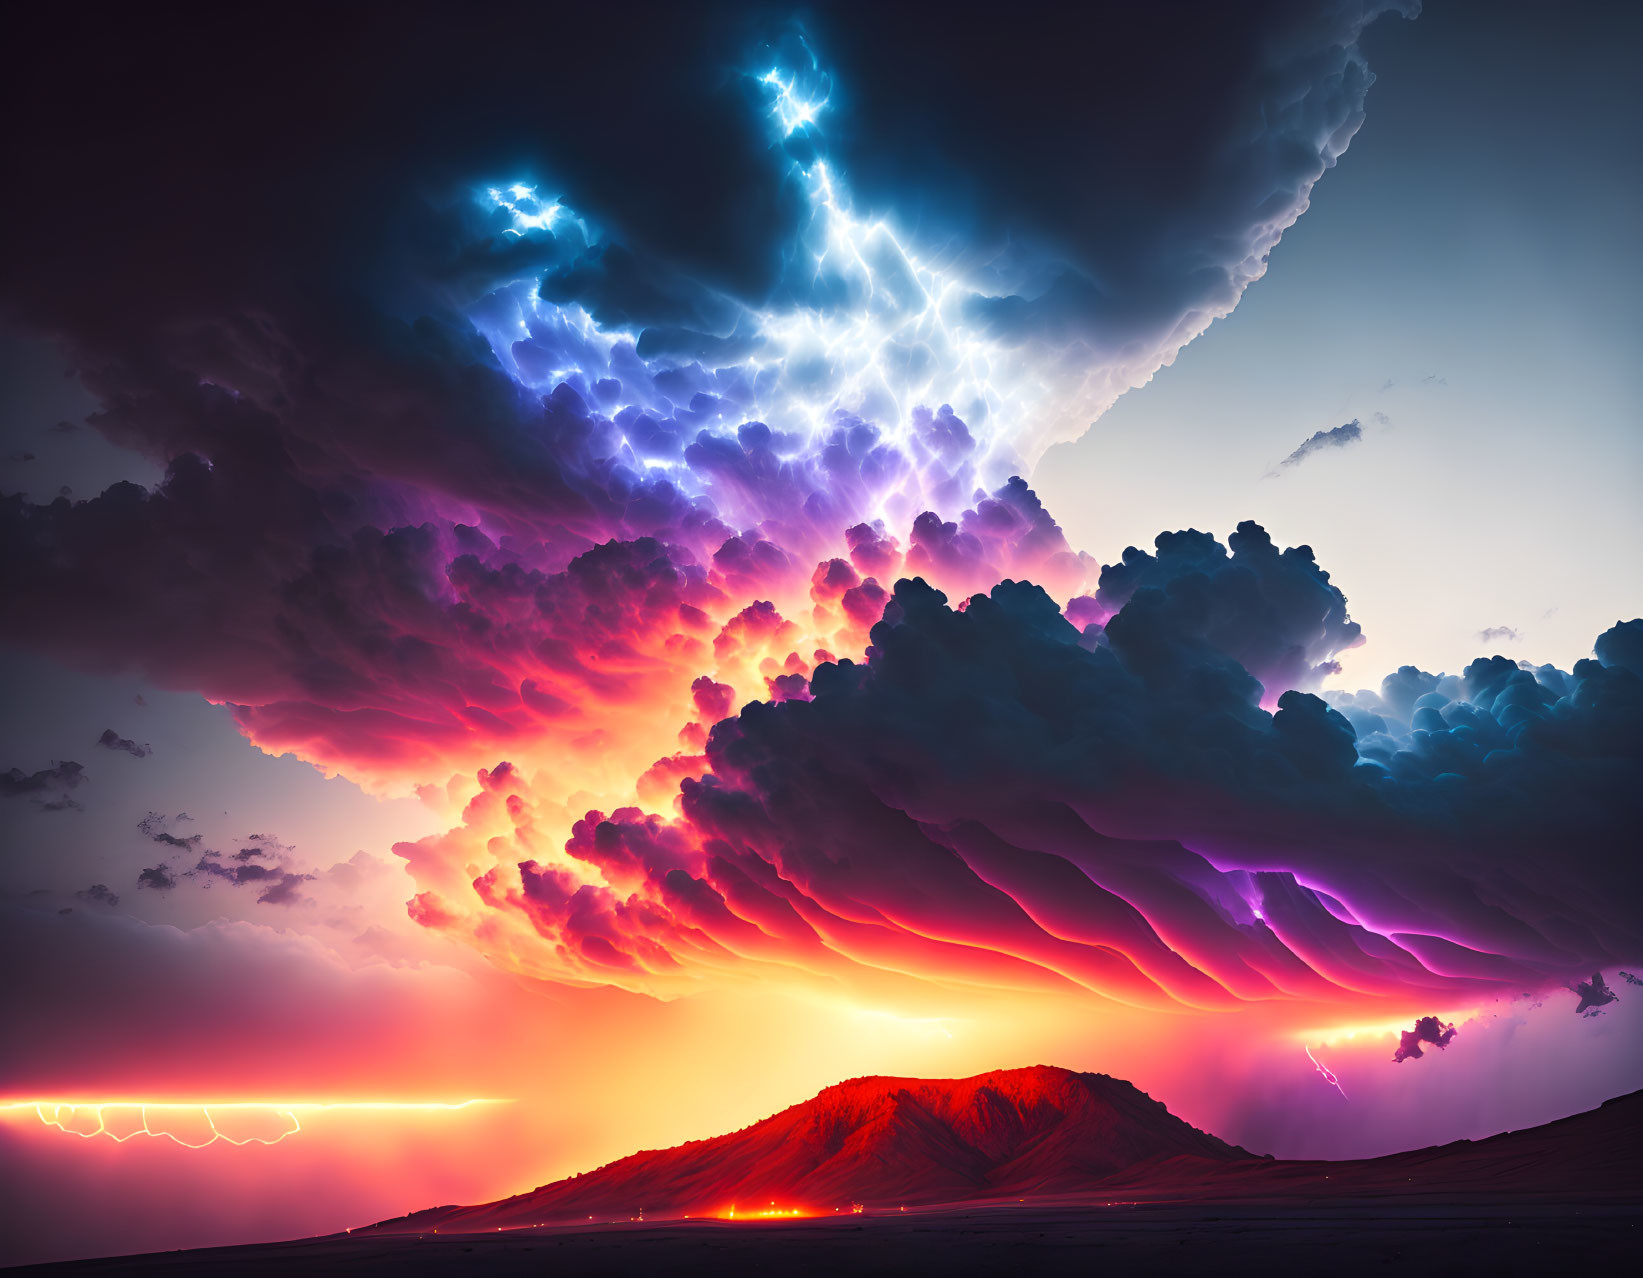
[759,65,829,137]
[463,60,1097,538]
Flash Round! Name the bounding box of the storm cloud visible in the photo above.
[3,0,1634,1022]
[1,760,87,811]
[2,2,1421,735]
[402,557,1641,1007]
[1393,1016,1457,1063]
[1573,972,1618,1016]
[136,865,178,893]
[97,729,152,758]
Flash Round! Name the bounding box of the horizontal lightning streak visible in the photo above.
[1,1099,507,1149]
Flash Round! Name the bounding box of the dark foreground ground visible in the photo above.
[16,1199,1639,1276]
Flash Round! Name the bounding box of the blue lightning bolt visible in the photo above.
[462,46,1117,533]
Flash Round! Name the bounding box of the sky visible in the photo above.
[1037,0,1643,686]
[1,0,1639,1266]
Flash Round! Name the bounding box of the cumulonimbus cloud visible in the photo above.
[7,1,1637,1022]
[397,568,1640,1009]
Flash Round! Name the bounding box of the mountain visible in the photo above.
[1106,1086,1643,1203]
[370,1068,1643,1236]
[374,1065,1254,1231]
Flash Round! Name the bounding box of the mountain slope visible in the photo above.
[379,1066,1251,1230]
[370,1070,1643,1235]
[1110,1087,1643,1201]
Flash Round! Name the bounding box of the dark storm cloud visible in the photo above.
[0,0,1418,750]
[827,3,1420,346]
[136,864,177,892]
[1269,420,1364,476]
[1393,1016,1457,1063]
[188,854,312,906]
[1594,619,1642,675]
[0,0,1401,361]
[1,761,85,796]
[1,760,87,811]
[1573,973,1618,1016]
[97,729,151,758]
[498,553,1641,995]
[190,855,277,887]
[75,884,120,908]
[1077,520,1363,695]
[137,812,203,852]
[186,831,309,905]
[701,574,1637,893]
[1,3,1413,417]
[15,0,1638,1016]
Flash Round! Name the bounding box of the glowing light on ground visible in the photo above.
[724,1202,818,1220]
[2,1099,506,1149]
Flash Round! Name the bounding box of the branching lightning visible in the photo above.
[759,67,829,136]
[465,49,1078,531]
[2,1099,505,1149]
[27,1102,303,1148]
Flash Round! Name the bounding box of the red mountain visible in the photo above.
[377,1066,1253,1230]
[370,1067,1643,1237]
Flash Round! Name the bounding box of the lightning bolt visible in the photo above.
[28,1103,301,1148]
[1305,1045,1348,1100]
[759,66,829,136]
[466,48,1072,531]
[3,1099,504,1148]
